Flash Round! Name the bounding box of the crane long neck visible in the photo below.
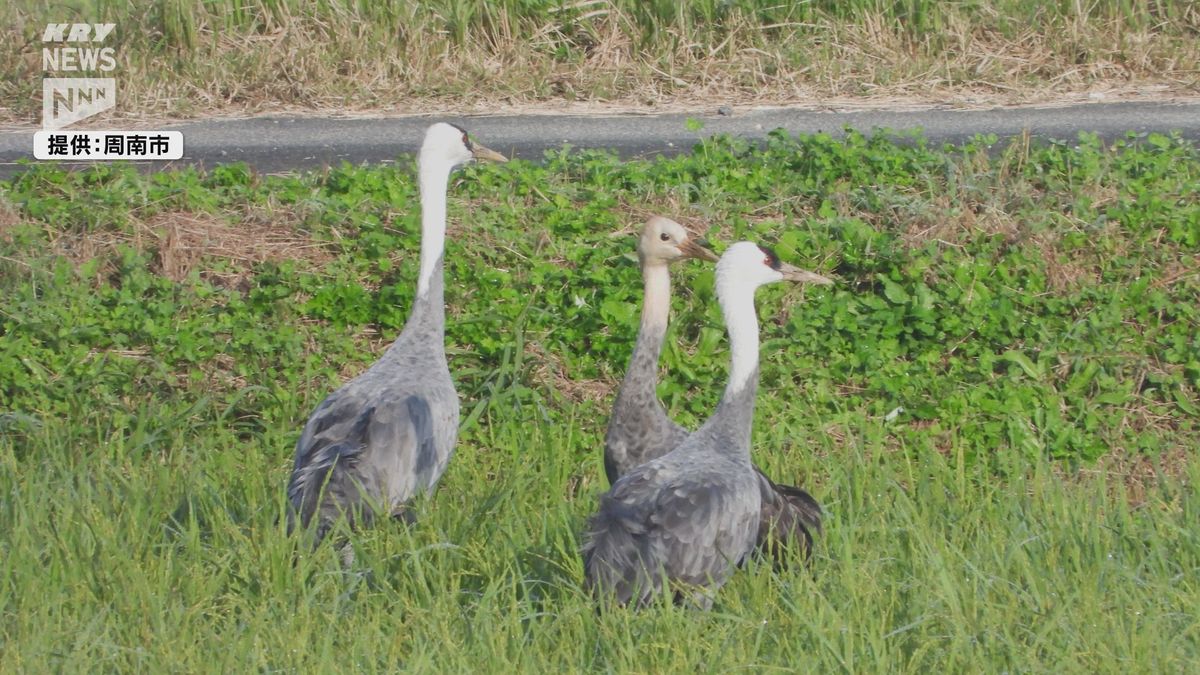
[620,261,671,399]
[705,279,762,453]
[416,158,452,301]
[410,157,452,333]
[721,281,760,399]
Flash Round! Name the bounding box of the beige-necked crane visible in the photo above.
[603,217,824,564]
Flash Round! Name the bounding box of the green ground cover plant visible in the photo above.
[3,0,1198,122]
[0,130,1197,670]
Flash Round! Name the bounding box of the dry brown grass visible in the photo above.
[146,211,332,283]
[1067,446,1193,508]
[3,1,1199,124]
[0,196,23,236]
[526,340,616,405]
[41,210,333,288]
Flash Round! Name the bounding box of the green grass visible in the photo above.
[1,129,1199,669]
[4,407,1197,670]
[3,0,1198,121]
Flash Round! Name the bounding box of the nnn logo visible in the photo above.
[43,78,115,130]
[41,23,117,130]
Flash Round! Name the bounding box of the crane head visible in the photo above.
[717,241,833,291]
[421,122,507,169]
[638,216,718,265]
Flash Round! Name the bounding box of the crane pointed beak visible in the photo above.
[779,262,834,285]
[680,239,719,262]
[471,143,508,163]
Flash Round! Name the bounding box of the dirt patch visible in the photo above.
[43,211,335,287]
[6,91,1197,133]
[0,197,22,234]
[146,211,333,284]
[1070,446,1193,508]
[48,227,129,284]
[526,340,617,405]
[1154,254,1200,289]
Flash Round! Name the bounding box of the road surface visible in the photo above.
[1,101,1197,179]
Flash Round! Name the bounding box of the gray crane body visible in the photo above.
[603,307,822,556]
[586,373,762,608]
[287,260,459,542]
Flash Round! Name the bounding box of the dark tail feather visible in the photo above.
[772,482,823,535]
[754,470,823,567]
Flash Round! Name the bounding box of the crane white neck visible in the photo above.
[416,158,454,298]
[717,279,761,396]
[639,261,671,334]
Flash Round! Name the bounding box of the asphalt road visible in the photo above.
[1,101,1197,178]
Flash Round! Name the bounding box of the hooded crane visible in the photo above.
[584,241,832,608]
[287,123,506,545]
[604,217,824,562]
[603,216,716,479]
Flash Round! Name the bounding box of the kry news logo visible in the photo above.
[35,23,182,160]
[42,23,117,129]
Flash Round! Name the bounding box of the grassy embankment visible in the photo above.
[1,130,1198,669]
[2,0,1199,123]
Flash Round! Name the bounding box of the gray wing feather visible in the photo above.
[584,463,759,606]
[359,393,445,504]
[653,476,758,584]
[287,391,373,525]
[293,394,367,470]
[287,386,447,541]
[406,395,439,483]
[582,469,662,606]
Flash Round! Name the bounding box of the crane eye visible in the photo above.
[759,245,782,270]
[660,233,671,242]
